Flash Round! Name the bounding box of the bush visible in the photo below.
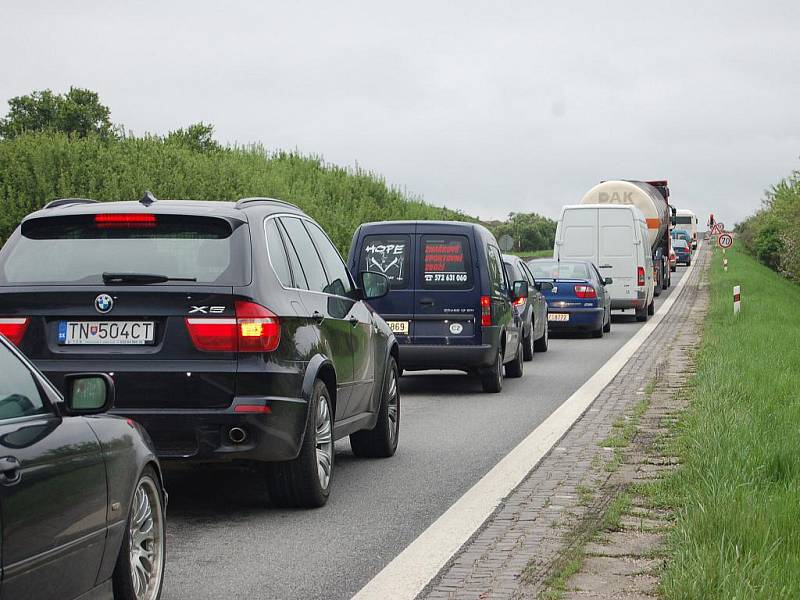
[0,132,474,252]
[737,167,800,282]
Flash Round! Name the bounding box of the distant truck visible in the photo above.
[675,209,698,249]
[580,180,676,296]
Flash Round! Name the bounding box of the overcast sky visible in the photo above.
[2,1,799,225]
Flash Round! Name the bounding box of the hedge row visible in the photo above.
[737,169,800,282]
[0,132,472,252]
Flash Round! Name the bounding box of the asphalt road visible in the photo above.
[162,267,689,600]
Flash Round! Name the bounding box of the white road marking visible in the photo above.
[352,249,700,600]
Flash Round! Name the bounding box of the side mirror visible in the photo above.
[63,373,114,415]
[512,280,529,300]
[604,277,613,285]
[536,281,554,291]
[360,271,390,300]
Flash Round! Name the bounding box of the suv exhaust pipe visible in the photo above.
[228,427,248,445]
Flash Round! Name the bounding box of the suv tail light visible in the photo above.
[574,285,597,299]
[185,301,280,352]
[637,266,646,286]
[0,318,29,346]
[480,295,492,327]
[95,213,157,228]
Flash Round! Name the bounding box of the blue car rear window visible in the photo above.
[530,261,589,279]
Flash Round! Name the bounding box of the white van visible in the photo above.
[675,209,698,249]
[554,204,655,321]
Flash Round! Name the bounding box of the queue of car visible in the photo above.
[0,191,697,599]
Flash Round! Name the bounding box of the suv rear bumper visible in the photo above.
[399,343,496,371]
[116,395,308,463]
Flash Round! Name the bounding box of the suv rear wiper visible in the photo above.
[102,272,198,285]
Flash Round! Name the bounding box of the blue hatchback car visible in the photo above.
[348,221,529,392]
[528,259,612,338]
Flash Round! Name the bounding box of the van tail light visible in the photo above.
[0,317,30,345]
[574,285,597,299]
[637,267,646,286]
[480,295,492,327]
[185,301,280,352]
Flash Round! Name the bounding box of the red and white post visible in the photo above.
[733,285,741,315]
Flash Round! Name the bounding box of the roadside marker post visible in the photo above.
[734,285,741,315]
[723,258,728,272]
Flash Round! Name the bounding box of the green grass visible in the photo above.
[657,245,800,599]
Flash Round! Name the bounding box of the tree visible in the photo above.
[0,87,114,139]
[165,122,220,153]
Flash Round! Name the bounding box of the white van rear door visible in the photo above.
[598,209,636,302]
[558,208,597,262]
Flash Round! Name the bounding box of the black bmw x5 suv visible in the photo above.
[0,194,400,508]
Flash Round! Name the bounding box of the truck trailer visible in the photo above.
[580,180,676,296]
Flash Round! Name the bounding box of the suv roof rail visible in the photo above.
[235,197,300,210]
[43,198,100,209]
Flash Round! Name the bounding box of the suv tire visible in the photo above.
[481,349,503,393]
[350,357,400,458]
[267,380,333,508]
[505,341,524,378]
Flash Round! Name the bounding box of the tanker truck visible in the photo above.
[580,180,676,295]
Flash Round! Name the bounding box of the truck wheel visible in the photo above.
[505,341,524,378]
[533,325,549,352]
[480,349,503,393]
[267,380,333,508]
[350,357,400,458]
[647,300,655,315]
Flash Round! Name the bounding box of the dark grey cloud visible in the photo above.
[2,0,799,225]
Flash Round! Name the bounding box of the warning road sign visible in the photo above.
[711,223,725,235]
[718,233,733,249]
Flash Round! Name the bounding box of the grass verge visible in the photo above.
[654,246,800,598]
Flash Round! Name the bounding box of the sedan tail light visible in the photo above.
[0,317,29,345]
[186,301,280,352]
[513,297,527,307]
[637,266,646,286]
[574,285,597,299]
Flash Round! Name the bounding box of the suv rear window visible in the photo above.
[0,214,249,285]
[421,235,472,289]
[361,235,411,289]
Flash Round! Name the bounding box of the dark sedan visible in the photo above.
[673,238,692,265]
[528,259,612,338]
[0,335,166,600]
[503,254,551,358]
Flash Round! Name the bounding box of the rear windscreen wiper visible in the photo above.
[102,272,198,285]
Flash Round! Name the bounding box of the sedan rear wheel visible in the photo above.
[113,467,165,600]
[522,326,534,362]
[533,323,549,352]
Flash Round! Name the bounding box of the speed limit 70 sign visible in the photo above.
[718,233,733,249]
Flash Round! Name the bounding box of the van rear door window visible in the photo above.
[421,235,472,289]
[361,235,411,289]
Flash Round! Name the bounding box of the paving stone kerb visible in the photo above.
[421,249,710,600]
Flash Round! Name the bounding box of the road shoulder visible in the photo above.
[421,247,710,600]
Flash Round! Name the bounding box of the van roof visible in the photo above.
[560,203,646,220]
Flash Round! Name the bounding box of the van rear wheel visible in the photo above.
[636,306,648,322]
[647,300,655,316]
[480,349,503,393]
